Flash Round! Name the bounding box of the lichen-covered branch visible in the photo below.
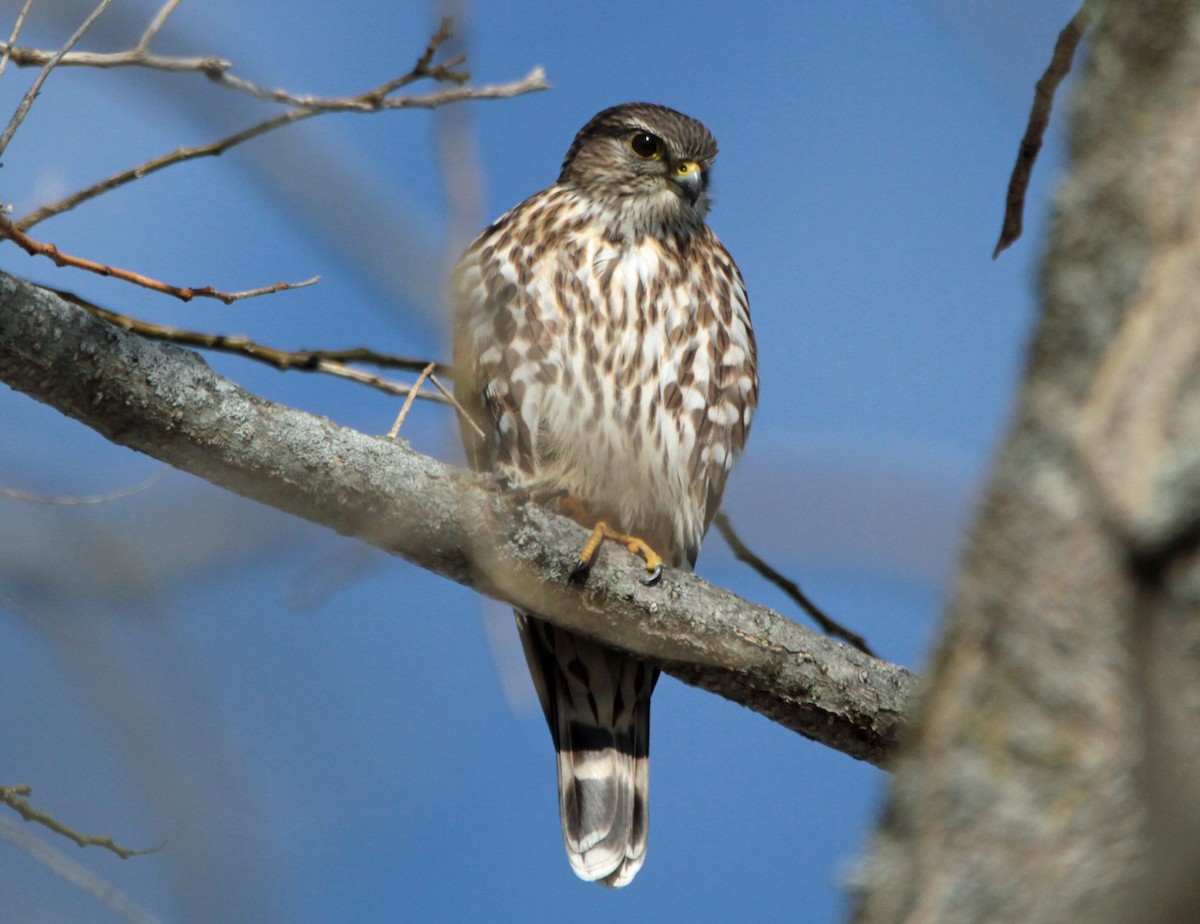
[0,271,915,768]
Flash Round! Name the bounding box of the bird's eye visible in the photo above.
[629,132,664,159]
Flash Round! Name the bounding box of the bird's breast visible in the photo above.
[524,238,725,562]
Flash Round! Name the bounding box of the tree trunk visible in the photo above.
[852,3,1200,921]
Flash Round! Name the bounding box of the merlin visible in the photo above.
[452,103,758,887]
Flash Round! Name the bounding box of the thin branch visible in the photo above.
[0,0,115,158]
[0,273,917,767]
[216,15,470,109]
[0,44,231,74]
[58,291,482,425]
[0,0,222,75]
[0,785,159,860]
[302,349,450,376]
[0,469,167,505]
[993,2,1090,259]
[13,67,548,232]
[714,512,875,656]
[427,372,487,440]
[56,292,452,406]
[15,109,301,230]
[388,362,437,438]
[1,13,545,231]
[0,817,164,924]
[201,64,549,115]
[0,212,316,302]
[361,68,548,111]
[0,12,468,107]
[134,0,183,53]
[0,0,36,83]
[409,16,463,85]
[222,276,321,301]
[0,0,200,72]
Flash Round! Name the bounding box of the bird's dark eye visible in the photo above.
[629,131,664,159]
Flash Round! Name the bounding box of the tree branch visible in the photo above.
[0,784,158,860]
[0,0,116,158]
[13,68,549,232]
[0,0,37,83]
[0,271,916,768]
[993,2,1090,259]
[0,212,318,302]
[0,468,167,505]
[714,511,874,656]
[50,291,453,406]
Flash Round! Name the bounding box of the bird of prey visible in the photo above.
[452,102,758,887]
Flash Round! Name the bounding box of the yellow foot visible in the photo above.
[568,521,664,586]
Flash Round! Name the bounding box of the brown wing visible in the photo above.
[693,230,760,559]
[451,212,534,476]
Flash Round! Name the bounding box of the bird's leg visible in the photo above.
[566,517,664,587]
[497,471,566,509]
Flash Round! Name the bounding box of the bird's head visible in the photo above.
[557,102,718,238]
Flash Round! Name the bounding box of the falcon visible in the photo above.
[452,102,758,887]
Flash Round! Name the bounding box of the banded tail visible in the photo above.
[517,612,658,887]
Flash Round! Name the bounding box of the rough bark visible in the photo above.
[853,3,1200,921]
[0,272,915,768]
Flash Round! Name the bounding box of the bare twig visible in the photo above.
[427,373,487,440]
[0,785,158,860]
[16,109,300,230]
[388,362,438,438]
[217,15,470,109]
[713,512,875,656]
[0,44,231,74]
[0,0,200,72]
[196,64,548,115]
[0,469,167,505]
[410,16,464,84]
[0,212,316,302]
[134,0,182,53]
[13,66,548,232]
[301,349,450,376]
[0,817,164,924]
[56,293,452,405]
[357,67,548,111]
[221,276,321,301]
[0,0,36,83]
[0,13,470,107]
[1,12,545,231]
[0,0,115,158]
[993,2,1090,259]
[0,0,220,74]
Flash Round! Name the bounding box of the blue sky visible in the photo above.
[1,1,1078,921]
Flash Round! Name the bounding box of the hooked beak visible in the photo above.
[669,160,703,205]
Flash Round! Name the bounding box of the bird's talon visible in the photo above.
[568,558,592,583]
[568,519,664,588]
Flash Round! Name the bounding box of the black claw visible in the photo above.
[640,564,663,587]
[568,558,591,583]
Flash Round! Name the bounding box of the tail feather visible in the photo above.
[517,612,656,887]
